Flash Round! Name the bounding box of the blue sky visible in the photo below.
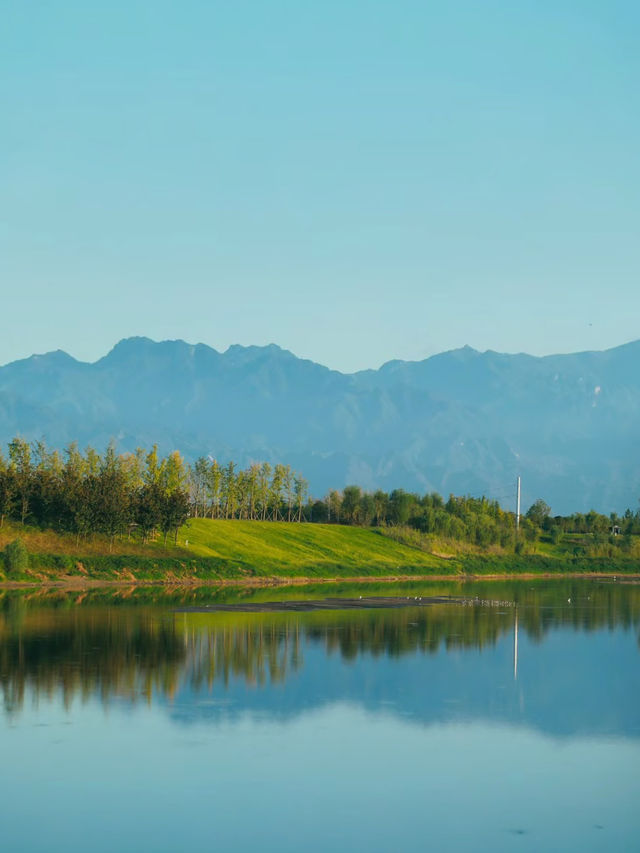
[2,0,639,371]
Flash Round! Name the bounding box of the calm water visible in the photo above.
[1,579,639,852]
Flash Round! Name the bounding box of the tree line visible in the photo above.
[0,438,309,546]
[1,437,638,550]
[189,456,309,522]
[312,488,640,548]
[0,439,191,547]
[310,487,521,547]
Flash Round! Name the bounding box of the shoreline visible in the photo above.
[1,571,639,590]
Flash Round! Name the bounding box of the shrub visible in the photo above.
[3,538,30,574]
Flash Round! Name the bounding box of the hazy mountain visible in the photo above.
[1,337,639,514]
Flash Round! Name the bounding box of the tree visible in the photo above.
[0,453,16,528]
[283,465,294,522]
[257,463,271,520]
[144,444,163,486]
[163,451,188,494]
[526,499,551,528]
[8,437,32,525]
[2,538,29,574]
[388,489,414,526]
[61,443,91,544]
[327,490,342,523]
[136,483,164,543]
[191,457,211,518]
[208,459,222,518]
[222,461,237,519]
[30,441,63,529]
[247,463,260,520]
[160,489,190,545]
[236,469,249,519]
[372,490,388,526]
[96,443,131,550]
[310,499,328,523]
[293,474,309,522]
[270,464,286,521]
[341,486,362,524]
[359,493,376,526]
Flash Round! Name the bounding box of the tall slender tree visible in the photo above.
[8,437,32,525]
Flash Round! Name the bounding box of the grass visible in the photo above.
[0,519,638,583]
[0,521,184,558]
[178,519,449,575]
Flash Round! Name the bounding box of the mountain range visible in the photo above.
[1,336,639,514]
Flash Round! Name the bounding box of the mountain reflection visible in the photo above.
[1,581,638,722]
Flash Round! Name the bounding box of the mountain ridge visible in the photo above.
[1,337,639,514]
[7,335,640,372]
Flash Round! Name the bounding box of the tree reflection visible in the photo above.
[0,581,638,714]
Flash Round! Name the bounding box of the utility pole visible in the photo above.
[516,475,521,533]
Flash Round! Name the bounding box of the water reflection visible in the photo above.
[1,580,639,732]
[2,580,638,853]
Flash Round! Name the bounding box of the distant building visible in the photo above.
[610,525,622,536]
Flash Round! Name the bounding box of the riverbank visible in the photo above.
[1,518,638,585]
[1,571,639,591]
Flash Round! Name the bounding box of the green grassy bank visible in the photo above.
[0,519,638,584]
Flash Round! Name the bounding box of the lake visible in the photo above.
[1,578,638,852]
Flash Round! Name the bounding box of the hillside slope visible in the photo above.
[182,520,445,573]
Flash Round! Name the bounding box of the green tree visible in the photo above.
[293,474,309,522]
[257,463,271,520]
[341,486,362,525]
[0,453,16,528]
[359,493,376,526]
[270,464,286,521]
[222,461,237,519]
[327,490,342,523]
[190,457,210,518]
[96,444,131,550]
[163,451,188,494]
[3,538,29,574]
[136,483,164,543]
[283,465,294,522]
[144,444,164,486]
[8,437,32,525]
[160,489,190,545]
[208,459,222,518]
[372,490,388,526]
[388,489,414,526]
[526,499,551,528]
[30,441,63,529]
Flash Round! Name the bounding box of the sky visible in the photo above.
[1,0,639,372]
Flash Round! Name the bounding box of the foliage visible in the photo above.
[526,499,551,527]
[1,436,639,564]
[2,538,30,574]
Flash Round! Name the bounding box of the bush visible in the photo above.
[3,538,30,574]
